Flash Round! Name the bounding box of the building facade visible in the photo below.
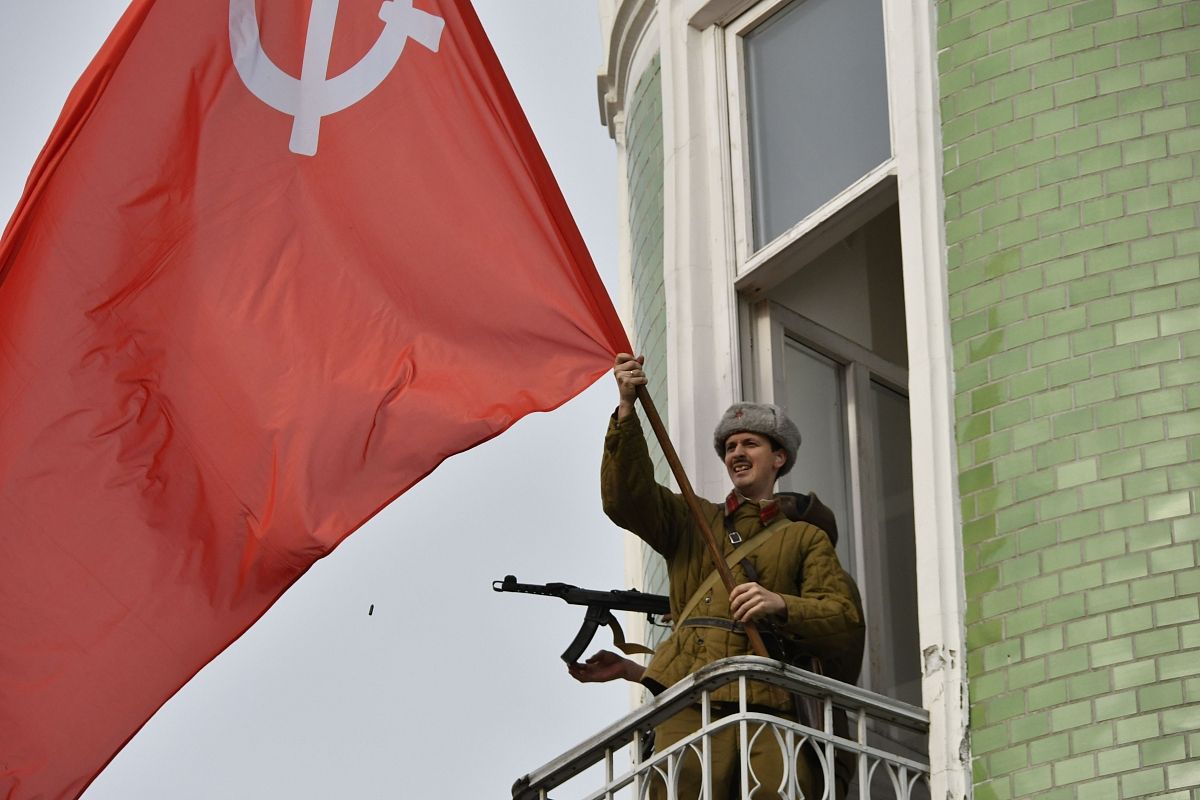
[595,0,1199,797]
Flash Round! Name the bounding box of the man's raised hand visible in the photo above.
[614,353,646,419]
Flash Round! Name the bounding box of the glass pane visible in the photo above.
[779,339,853,570]
[865,379,921,705]
[743,0,891,248]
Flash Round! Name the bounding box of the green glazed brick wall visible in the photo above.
[938,0,1200,797]
[624,55,670,602]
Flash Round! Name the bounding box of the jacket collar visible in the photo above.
[724,491,781,526]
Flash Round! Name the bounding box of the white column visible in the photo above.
[659,1,740,499]
[886,0,971,792]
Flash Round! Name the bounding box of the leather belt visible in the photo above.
[679,616,746,633]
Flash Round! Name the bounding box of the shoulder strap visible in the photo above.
[675,515,796,627]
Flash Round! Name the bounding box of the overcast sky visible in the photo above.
[0,2,636,797]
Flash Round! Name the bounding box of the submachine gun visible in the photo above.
[492,575,668,664]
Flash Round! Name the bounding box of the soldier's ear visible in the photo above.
[772,449,786,470]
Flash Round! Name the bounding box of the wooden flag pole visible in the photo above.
[635,385,770,659]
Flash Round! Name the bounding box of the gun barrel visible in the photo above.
[493,575,572,598]
[493,575,669,615]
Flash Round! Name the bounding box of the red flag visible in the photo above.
[0,1,630,796]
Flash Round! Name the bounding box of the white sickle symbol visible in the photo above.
[229,0,444,156]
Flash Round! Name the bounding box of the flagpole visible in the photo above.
[635,385,771,659]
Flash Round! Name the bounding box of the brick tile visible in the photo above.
[1093,688,1137,719]
[1141,734,1187,766]
[1114,713,1160,744]
[1147,491,1193,520]
[1112,658,1158,690]
[1130,573,1176,604]
[1133,627,1180,658]
[1053,753,1096,783]
[1165,760,1200,792]
[1127,520,1173,551]
[1121,768,1167,796]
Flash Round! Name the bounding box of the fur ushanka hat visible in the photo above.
[712,403,802,477]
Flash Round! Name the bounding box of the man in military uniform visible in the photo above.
[569,354,864,800]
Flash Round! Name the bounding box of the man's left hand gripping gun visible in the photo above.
[493,575,669,664]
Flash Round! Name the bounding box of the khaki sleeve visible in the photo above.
[600,412,689,558]
[777,527,865,660]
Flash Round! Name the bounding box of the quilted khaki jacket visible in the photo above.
[602,413,865,711]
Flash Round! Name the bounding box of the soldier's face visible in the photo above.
[723,432,786,500]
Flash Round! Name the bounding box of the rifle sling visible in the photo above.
[608,614,655,656]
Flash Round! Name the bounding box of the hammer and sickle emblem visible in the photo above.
[229,0,444,156]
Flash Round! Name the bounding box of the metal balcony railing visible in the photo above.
[512,656,930,800]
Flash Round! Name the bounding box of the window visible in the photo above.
[728,0,913,708]
[742,201,919,714]
[740,0,891,249]
[779,340,855,570]
[770,307,918,707]
[862,379,920,704]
